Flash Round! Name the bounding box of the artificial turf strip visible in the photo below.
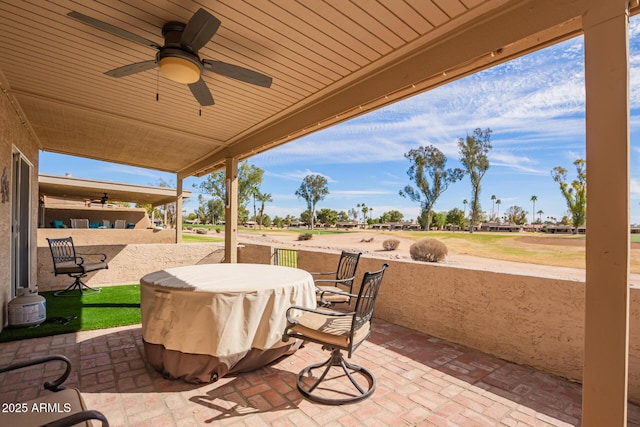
[0,284,141,343]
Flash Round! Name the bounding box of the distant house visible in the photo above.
[479,222,523,232]
[336,221,359,229]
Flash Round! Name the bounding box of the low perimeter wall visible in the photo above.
[294,246,640,404]
[36,242,271,290]
[32,240,640,402]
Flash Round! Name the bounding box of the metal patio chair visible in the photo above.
[47,237,108,296]
[311,250,361,306]
[283,264,388,404]
[0,355,109,426]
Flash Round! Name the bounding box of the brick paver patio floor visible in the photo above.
[1,319,639,426]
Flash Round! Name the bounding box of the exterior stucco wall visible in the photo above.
[36,242,271,291]
[37,243,227,290]
[297,248,585,382]
[0,89,39,331]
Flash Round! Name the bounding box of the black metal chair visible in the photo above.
[47,237,108,296]
[311,250,361,306]
[0,355,109,426]
[283,264,388,404]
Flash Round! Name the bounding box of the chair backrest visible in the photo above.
[70,218,89,228]
[351,263,389,349]
[114,219,126,229]
[335,251,361,290]
[102,220,111,228]
[47,237,77,266]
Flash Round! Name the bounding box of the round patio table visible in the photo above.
[140,263,315,383]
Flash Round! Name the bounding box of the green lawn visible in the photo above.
[182,233,224,243]
[0,284,141,342]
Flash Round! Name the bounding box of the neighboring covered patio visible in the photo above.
[0,1,637,424]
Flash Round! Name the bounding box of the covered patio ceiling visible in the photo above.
[39,174,192,206]
[2,0,633,178]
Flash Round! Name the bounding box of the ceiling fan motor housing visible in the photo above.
[157,22,203,84]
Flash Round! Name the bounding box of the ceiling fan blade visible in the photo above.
[188,78,215,106]
[181,8,221,52]
[67,11,161,49]
[203,60,272,88]
[105,60,157,77]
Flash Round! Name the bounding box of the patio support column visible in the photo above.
[582,1,630,425]
[224,157,238,263]
[175,174,183,243]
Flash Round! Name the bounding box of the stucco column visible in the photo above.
[582,1,630,425]
[175,174,183,243]
[224,157,238,263]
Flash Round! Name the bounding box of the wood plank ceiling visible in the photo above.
[0,0,621,177]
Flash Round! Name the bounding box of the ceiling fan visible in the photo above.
[67,8,272,106]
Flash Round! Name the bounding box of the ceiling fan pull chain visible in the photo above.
[156,68,160,102]
[199,108,202,117]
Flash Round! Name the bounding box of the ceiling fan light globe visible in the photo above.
[159,56,201,84]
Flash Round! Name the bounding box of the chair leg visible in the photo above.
[54,276,101,297]
[296,348,375,404]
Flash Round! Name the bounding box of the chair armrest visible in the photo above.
[42,409,109,427]
[0,355,71,392]
[285,305,353,325]
[318,287,357,306]
[310,271,337,277]
[314,276,355,286]
[76,252,107,262]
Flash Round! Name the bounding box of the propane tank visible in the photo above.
[8,287,46,327]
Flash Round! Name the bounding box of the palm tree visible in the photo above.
[530,195,538,224]
[496,199,502,221]
[256,192,273,229]
[462,199,468,219]
[537,209,544,223]
[491,194,496,219]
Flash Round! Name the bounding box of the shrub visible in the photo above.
[382,239,400,251]
[410,238,448,262]
[215,227,221,233]
[298,233,313,241]
[196,228,208,235]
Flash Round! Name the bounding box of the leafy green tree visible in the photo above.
[295,174,329,230]
[387,210,404,222]
[431,211,447,230]
[208,199,224,225]
[317,208,339,226]
[337,211,349,222]
[284,214,297,226]
[458,128,492,233]
[445,208,466,229]
[261,214,272,228]
[551,159,586,233]
[505,205,528,225]
[273,215,284,228]
[300,209,314,226]
[400,145,464,231]
[195,161,264,222]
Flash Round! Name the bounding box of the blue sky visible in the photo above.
[40,18,640,224]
